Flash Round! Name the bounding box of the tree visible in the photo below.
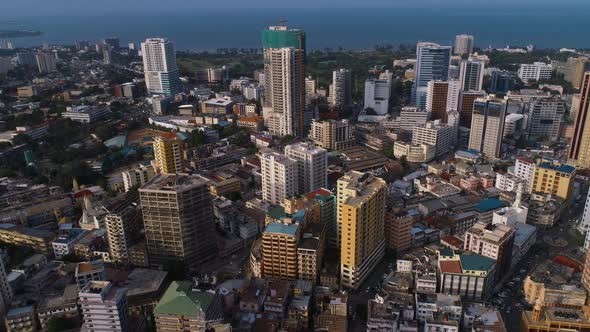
[280,135,294,145]
[46,316,79,332]
[188,131,207,147]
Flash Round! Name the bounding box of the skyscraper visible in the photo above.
[414,42,452,109]
[330,69,352,108]
[261,151,299,205]
[469,97,507,159]
[141,38,181,95]
[105,200,142,265]
[261,26,308,137]
[569,72,590,168]
[35,52,57,73]
[459,58,485,91]
[426,80,460,122]
[153,135,184,174]
[454,34,475,55]
[338,171,386,289]
[285,142,328,194]
[140,174,216,269]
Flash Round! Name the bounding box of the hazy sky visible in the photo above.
[4,0,590,16]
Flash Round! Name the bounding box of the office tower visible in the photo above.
[16,51,36,67]
[528,96,565,142]
[412,120,455,158]
[364,78,391,115]
[309,119,356,151]
[458,90,486,128]
[489,70,514,94]
[454,34,474,55]
[35,52,57,73]
[261,26,307,137]
[569,72,590,168]
[0,257,12,317]
[102,37,120,50]
[122,164,156,192]
[330,69,352,108]
[468,97,506,159]
[531,159,576,200]
[305,76,317,96]
[459,58,485,91]
[262,222,301,280]
[338,171,386,289]
[79,281,128,332]
[141,38,181,95]
[105,202,142,265]
[464,222,515,276]
[414,42,452,109]
[426,80,460,122]
[285,142,328,195]
[153,135,184,174]
[518,62,552,82]
[261,151,298,205]
[514,157,536,193]
[140,174,216,268]
[102,47,113,65]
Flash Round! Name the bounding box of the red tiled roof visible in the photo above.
[305,188,331,200]
[441,235,464,248]
[439,260,462,274]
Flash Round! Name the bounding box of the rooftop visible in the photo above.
[474,198,505,213]
[265,222,299,237]
[537,162,576,174]
[460,254,496,272]
[154,281,215,317]
[140,174,208,192]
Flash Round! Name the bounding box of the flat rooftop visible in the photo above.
[140,174,208,192]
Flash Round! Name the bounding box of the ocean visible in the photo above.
[2,6,590,51]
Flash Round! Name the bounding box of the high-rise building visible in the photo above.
[103,47,113,65]
[305,76,316,96]
[0,257,13,317]
[518,62,552,82]
[122,164,156,192]
[531,159,576,200]
[338,171,386,289]
[35,52,57,73]
[414,42,452,109]
[261,151,299,205]
[426,80,461,122]
[458,90,486,128]
[489,70,515,94]
[514,157,536,193]
[569,72,590,168]
[364,78,391,115]
[469,97,506,159]
[412,120,455,158]
[285,142,328,195]
[330,69,352,108]
[140,174,216,269]
[262,222,301,280]
[79,281,128,332]
[561,57,590,89]
[454,34,474,55]
[153,135,184,174]
[16,51,36,67]
[528,96,565,142]
[261,26,308,137]
[308,119,355,151]
[141,38,181,95]
[105,200,142,265]
[581,192,590,245]
[459,58,485,91]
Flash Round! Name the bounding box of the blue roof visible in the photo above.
[474,198,505,213]
[265,223,299,236]
[292,210,306,222]
[460,254,495,272]
[537,162,576,174]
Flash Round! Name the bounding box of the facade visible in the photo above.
[518,62,552,82]
[454,34,474,55]
[79,281,129,332]
[261,151,298,205]
[439,253,497,301]
[412,120,455,158]
[262,26,307,137]
[35,52,57,73]
[468,97,506,159]
[338,171,386,289]
[153,136,184,174]
[262,223,300,280]
[364,78,391,115]
[141,38,181,95]
[569,72,590,168]
[414,42,452,109]
[514,157,536,193]
[0,257,12,317]
[528,96,565,141]
[582,191,590,238]
[490,70,515,94]
[459,58,485,91]
[105,202,142,265]
[384,210,417,252]
[458,90,486,128]
[330,69,352,108]
[122,164,156,192]
[308,119,355,151]
[61,105,110,123]
[531,160,576,200]
[285,142,328,195]
[426,80,460,122]
[464,222,515,276]
[140,174,216,269]
[393,141,435,163]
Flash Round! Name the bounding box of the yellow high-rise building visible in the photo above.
[337,171,386,289]
[153,135,184,174]
[569,72,590,169]
[532,159,576,200]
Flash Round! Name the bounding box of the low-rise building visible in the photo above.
[524,259,587,309]
[62,105,111,123]
[393,142,436,163]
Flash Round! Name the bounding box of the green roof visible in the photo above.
[153,281,214,318]
[261,28,305,50]
[267,206,286,220]
[460,254,495,272]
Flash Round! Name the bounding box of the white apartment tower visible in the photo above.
[518,62,552,82]
[79,281,129,332]
[364,78,391,115]
[414,42,452,109]
[285,142,328,194]
[261,151,299,205]
[412,120,455,158]
[468,97,506,159]
[513,157,536,193]
[454,34,475,55]
[122,164,156,192]
[141,38,181,95]
[528,96,565,142]
[330,69,352,108]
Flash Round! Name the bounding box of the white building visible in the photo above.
[141,38,181,95]
[495,172,526,192]
[528,96,565,141]
[61,105,110,123]
[412,120,455,158]
[261,151,298,205]
[122,164,156,192]
[514,157,536,193]
[79,281,129,332]
[285,142,327,195]
[364,78,391,115]
[580,191,590,238]
[393,142,436,163]
[414,42,452,109]
[330,69,352,108]
[468,97,506,159]
[459,58,485,91]
[518,62,552,82]
[454,34,474,55]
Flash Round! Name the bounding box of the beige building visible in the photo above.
[524,260,587,309]
[262,222,300,280]
[469,96,506,159]
[308,119,356,151]
[464,222,515,275]
[338,171,386,289]
[153,135,184,174]
[393,141,435,163]
[569,72,590,169]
